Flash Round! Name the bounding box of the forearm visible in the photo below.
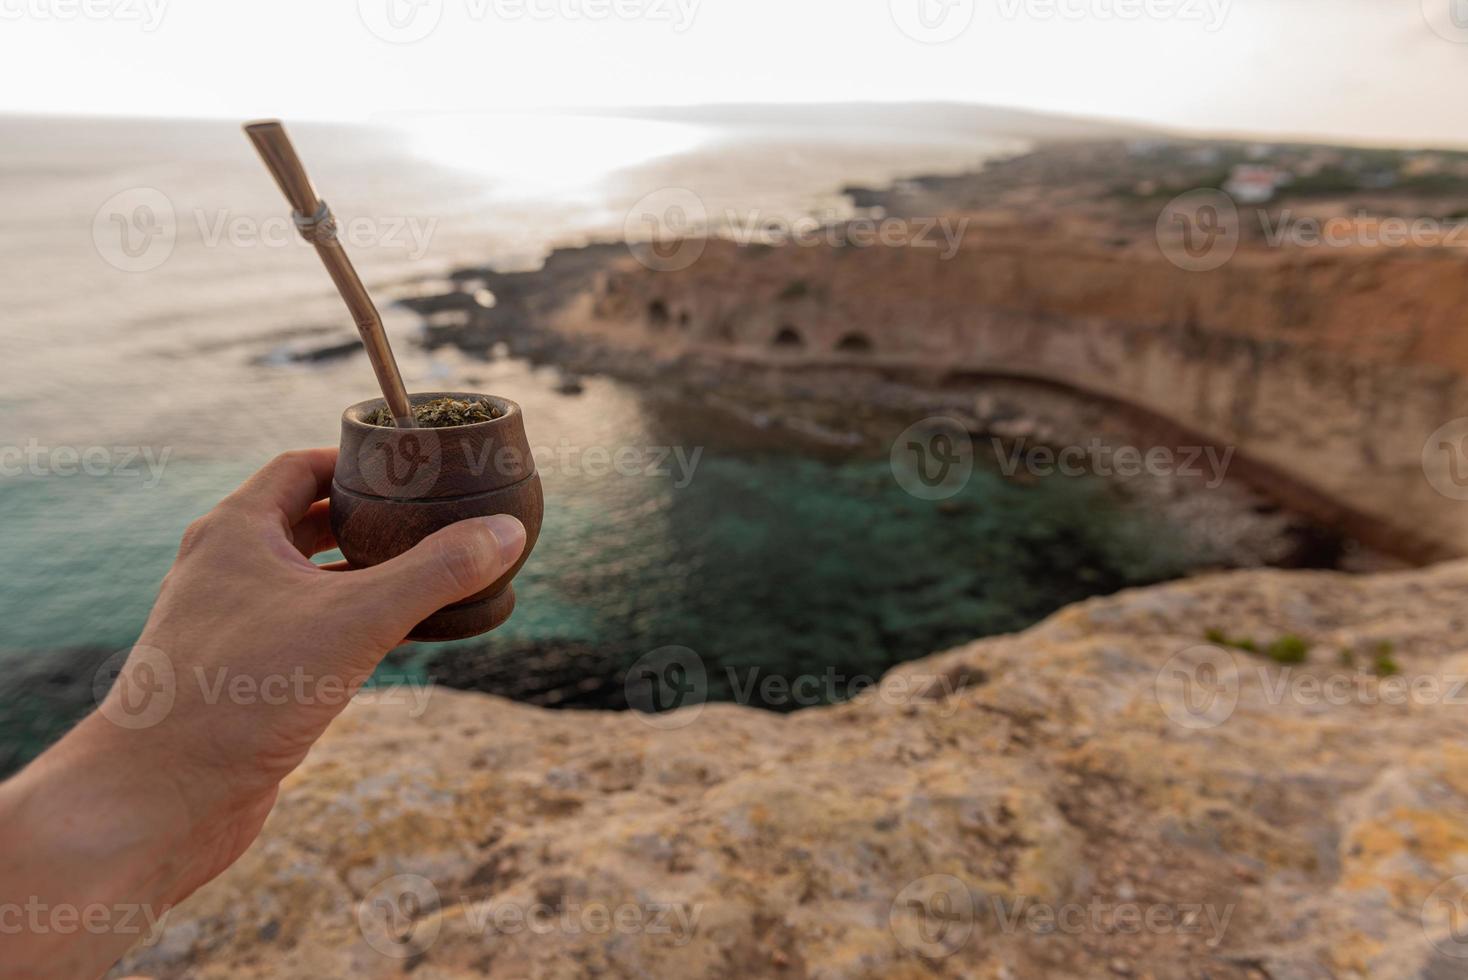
[0,716,199,978]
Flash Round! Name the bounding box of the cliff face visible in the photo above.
[582,233,1468,559]
[600,233,1468,372]
[116,562,1468,979]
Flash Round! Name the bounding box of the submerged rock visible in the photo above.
[115,561,1468,978]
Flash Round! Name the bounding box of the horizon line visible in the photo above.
[1,102,1463,153]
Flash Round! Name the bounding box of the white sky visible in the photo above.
[2,0,1465,145]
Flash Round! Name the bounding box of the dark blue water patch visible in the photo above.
[415,451,1206,710]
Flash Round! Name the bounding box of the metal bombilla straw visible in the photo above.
[243,119,417,428]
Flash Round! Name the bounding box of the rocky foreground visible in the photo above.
[115,562,1468,979]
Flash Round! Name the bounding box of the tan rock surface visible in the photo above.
[115,562,1468,979]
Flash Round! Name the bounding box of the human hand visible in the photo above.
[0,448,527,978]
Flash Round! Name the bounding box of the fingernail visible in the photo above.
[479,514,527,562]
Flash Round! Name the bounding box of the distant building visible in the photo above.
[1224,165,1292,204]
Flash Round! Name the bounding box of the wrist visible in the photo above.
[12,715,200,903]
[0,717,200,976]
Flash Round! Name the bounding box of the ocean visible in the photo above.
[0,111,1205,771]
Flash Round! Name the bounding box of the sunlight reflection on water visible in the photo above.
[389,113,716,196]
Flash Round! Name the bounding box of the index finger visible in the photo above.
[226,448,339,523]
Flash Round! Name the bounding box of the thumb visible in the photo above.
[347,515,528,638]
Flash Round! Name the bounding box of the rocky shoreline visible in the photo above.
[352,134,1468,574]
[354,238,1408,712]
[286,136,1468,722]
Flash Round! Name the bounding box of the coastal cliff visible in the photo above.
[570,232,1468,562]
[393,141,1468,565]
[115,561,1468,978]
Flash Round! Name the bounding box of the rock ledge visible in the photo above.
[118,562,1468,979]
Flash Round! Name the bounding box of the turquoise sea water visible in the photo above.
[440,417,1199,709]
[0,366,1200,770]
